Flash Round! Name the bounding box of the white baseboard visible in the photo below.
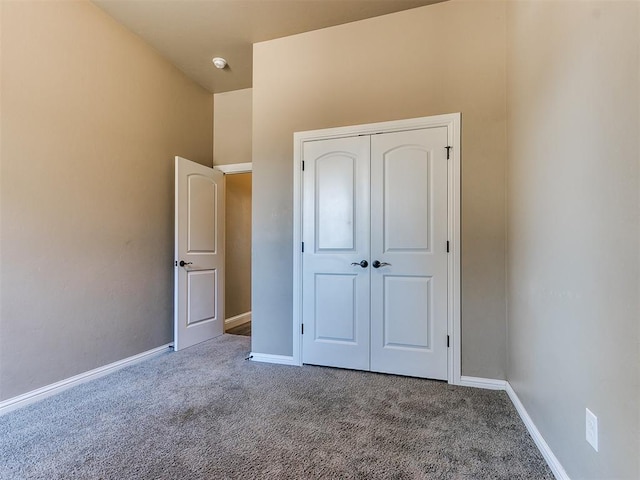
[505,383,570,480]
[457,377,568,479]
[225,311,251,330]
[249,352,297,366]
[0,343,172,416]
[459,375,507,390]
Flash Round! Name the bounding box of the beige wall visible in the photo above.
[213,88,253,321]
[224,173,252,319]
[506,1,639,478]
[0,0,213,400]
[252,0,507,378]
[214,88,252,166]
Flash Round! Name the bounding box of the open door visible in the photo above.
[174,156,225,351]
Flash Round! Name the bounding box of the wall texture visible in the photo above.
[224,173,252,319]
[252,0,507,378]
[213,88,253,321]
[213,88,252,166]
[506,1,639,478]
[0,0,213,401]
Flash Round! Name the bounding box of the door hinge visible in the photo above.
[301,242,305,253]
[447,335,450,348]
[445,146,452,160]
[302,161,305,171]
[446,241,450,253]
[301,324,304,335]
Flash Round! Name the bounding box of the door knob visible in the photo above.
[372,260,391,268]
[350,260,369,268]
[179,260,193,267]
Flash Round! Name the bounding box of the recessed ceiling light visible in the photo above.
[212,57,227,69]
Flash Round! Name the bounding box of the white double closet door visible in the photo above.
[302,127,449,380]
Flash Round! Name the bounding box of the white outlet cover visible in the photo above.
[586,408,599,452]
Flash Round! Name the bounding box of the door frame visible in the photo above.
[292,113,462,384]
[216,162,252,175]
[213,162,253,334]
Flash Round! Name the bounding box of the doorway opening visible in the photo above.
[218,164,252,338]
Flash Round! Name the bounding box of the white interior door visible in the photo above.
[174,156,225,351]
[302,136,371,370]
[300,127,449,380]
[370,128,449,379]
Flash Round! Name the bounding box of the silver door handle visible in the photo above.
[372,260,391,268]
[178,262,211,272]
[350,260,369,268]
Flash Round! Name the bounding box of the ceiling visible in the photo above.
[92,0,446,94]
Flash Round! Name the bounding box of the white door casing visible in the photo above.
[302,136,371,370]
[293,114,461,383]
[174,156,225,351]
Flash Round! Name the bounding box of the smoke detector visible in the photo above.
[212,57,227,69]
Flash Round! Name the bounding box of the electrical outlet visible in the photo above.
[586,408,598,452]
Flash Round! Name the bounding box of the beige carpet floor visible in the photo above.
[0,335,552,479]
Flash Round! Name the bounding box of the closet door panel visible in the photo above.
[370,127,449,380]
[301,136,371,370]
